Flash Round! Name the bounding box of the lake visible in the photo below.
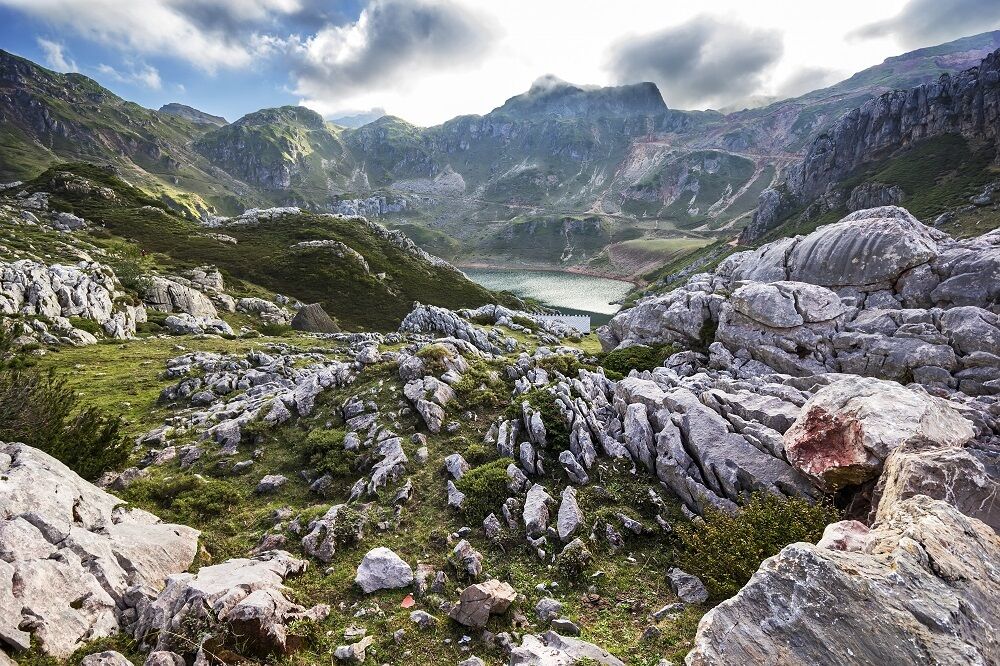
[462,267,632,325]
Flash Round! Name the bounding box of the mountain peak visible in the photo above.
[496,77,667,120]
[159,103,227,127]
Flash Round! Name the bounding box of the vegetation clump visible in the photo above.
[0,365,129,480]
[599,343,677,375]
[508,387,570,450]
[675,493,840,600]
[454,457,514,521]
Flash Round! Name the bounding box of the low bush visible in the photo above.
[67,316,102,336]
[295,428,358,477]
[416,343,452,375]
[534,353,586,377]
[259,322,293,337]
[675,493,839,600]
[0,367,129,480]
[453,361,509,411]
[556,538,593,581]
[599,343,677,375]
[454,457,514,521]
[508,388,570,451]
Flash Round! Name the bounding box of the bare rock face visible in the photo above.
[0,442,199,658]
[132,550,328,660]
[686,495,1000,665]
[290,303,340,333]
[784,376,975,490]
[510,631,625,666]
[449,579,517,628]
[354,547,414,593]
[143,276,218,318]
[874,442,999,533]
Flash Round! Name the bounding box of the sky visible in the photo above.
[2,0,999,127]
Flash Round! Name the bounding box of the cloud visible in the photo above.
[36,37,77,72]
[1,0,293,71]
[96,61,162,89]
[851,0,1000,48]
[292,0,497,102]
[775,66,845,98]
[607,15,783,110]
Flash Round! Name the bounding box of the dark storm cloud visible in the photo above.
[608,16,783,110]
[851,0,1000,47]
[293,0,496,98]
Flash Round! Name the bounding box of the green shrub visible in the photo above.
[535,353,586,377]
[599,344,677,375]
[67,316,102,336]
[556,538,593,581]
[104,243,150,296]
[296,428,358,477]
[0,367,129,480]
[127,477,244,524]
[462,442,494,465]
[454,361,509,411]
[508,388,570,451]
[454,457,514,521]
[675,493,839,600]
[259,322,293,337]
[416,343,452,375]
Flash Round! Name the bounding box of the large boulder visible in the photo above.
[290,303,340,333]
[784,376,975,490]
[874,443,999,533]
[686,495,1000,665]
[354,547,413,593]
[0,443,199,658]
[449,579,517,628]
[132,550,328,659]
[143,276,218,318]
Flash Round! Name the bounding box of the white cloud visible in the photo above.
[3,0,298,72]
[36,37,77,72]
[97,61,162,89]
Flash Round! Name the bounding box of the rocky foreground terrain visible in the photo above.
[0,195,997,665]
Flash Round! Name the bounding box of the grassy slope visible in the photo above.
[21,163,514,330]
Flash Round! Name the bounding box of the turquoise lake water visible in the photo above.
[462,267,632,325]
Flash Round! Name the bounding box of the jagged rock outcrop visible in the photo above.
[686,495,1000,665]
[602,207,1000,395]
[0,259,144,340]
[745,47,1000,241]
[0,443,199,658]
[131,550,328,660]
[143,276,218,318]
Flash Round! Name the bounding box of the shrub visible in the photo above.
[259,322,293,337]
[68,316,102,336]
[535,353,586,377]
[453,361,509,411]
[599,343,677,375]
[556,538,593,581]
[0,367,129,480]
[295,428,358,477]
[462,442,494,466]
[508,388,570,451]
[454,457,514,521]
[170,480,243,523]
[675,493,839,600]
[104,243,150,296]
[416,343,452,375]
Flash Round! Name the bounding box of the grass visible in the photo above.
[16,163,519,331]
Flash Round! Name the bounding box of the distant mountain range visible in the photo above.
[2,30,999,278]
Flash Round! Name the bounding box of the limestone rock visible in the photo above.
[510,631,625,666]
[784,376,975,490]
[449,579,517,628]
[290,303,339,333]
[132,550,327,659]
[355,547,413,593]
[686,496,1000,665]
[0,443,198,658]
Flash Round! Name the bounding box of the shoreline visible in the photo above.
[456,261,639,285]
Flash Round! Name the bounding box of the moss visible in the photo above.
[67,316,102,336]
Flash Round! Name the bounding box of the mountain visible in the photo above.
[2,32,999,279]
[159,102,227,127]
[331,107,387,128]
[742,45,1000,244]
